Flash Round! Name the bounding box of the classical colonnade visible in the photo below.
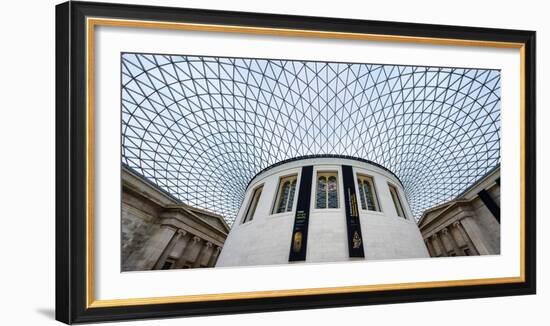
[133,223,223,270]
[423,218,484,257]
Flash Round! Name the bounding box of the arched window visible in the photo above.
[242,185,263,223]
[273,175,298,213]
[316,172,339,209]
[357,174,380,211]
[388,184,406,218]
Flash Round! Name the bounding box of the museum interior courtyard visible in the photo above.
[119,53,502,270]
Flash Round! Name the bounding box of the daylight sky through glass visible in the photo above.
[121,53,501,224]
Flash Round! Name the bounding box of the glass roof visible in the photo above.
[121,53,501,224]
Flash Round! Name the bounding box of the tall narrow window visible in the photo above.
[389,184,406,218]
[242,185,263,223]
[316,172,339,209]
[357,174,380,211]
[273,175,298,214]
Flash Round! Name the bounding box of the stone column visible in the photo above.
[431,233,447,257]
[153,229,187,269]
[174,235,201,269]
[198,242,214,267]
[450,223,466,247]
[169,230,191,258]
[460,217,491,255]
[424,239,436,257]
[208,246,222,267]
[130,225,177,270]
[441,227,463,256]
[192,240,209,268]
[453,221,479,255]
[438,228,454,254]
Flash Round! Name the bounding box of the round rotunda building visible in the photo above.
[216,155,429,267]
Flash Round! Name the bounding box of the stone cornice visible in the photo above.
[123,165,230,234]
[162,206,229,236]
[419,200,475,237]
[417,166,500,226]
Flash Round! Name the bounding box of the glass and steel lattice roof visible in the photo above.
[121,53,501,224]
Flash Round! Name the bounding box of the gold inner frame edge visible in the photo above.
[85,17,527,309]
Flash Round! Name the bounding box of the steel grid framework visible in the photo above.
[121,53,501,224]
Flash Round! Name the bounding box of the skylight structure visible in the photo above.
[121,53,501,224]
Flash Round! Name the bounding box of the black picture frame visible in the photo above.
[56,1,536,324]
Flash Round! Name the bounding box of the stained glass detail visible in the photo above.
[275,176,297,213]
[358,176,378,211]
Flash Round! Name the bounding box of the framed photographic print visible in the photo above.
[55,1,536,324]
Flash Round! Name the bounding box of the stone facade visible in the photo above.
[418,167,500,257]
[121,166,229,271]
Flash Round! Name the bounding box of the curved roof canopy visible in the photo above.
[121,53,501,223]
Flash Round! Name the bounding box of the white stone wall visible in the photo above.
[471,195,501,254]
[216,157,429,267]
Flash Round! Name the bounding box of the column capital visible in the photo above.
[177,229,188,236]
[206,242,213,248]
[208,246,222,267]
[452,221,461,228]
[441,227,449,234]
[192,235,202,243]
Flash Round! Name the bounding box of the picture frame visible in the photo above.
[55,1,536,324]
